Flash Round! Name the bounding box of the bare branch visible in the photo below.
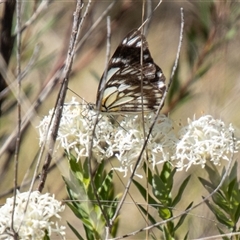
[0,0,16,115]
[13,0,52,36]
[88,16,112,230]
[37,0,84,192]
[110,6,184,226]
[11,0,22,238]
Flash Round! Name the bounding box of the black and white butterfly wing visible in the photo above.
[96,30,166,113]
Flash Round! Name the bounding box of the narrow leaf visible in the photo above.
[67,221,85,240]
[174,202,193,231]
[172,175,191,207]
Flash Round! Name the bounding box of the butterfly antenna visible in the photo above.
[67,87,90,105]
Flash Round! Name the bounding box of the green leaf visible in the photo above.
[83,223,101,240]
[68,156,84,182]
[159,162,176,195]
[160,162,174,183]
[94,161,105,190]
[186,29,198,67]
[143,162,153,185]
[194,62,212,81]
[42,231,50,240]
[172,175,191,207]
[226,178,237,201]
[151,235,158,240]
[110,217,119,237]
[174,202,193,231]
[65,154,120,239]
[204,198,234,228]
[163,225,174,240]
[152,174,170,204]
[198,177,215,193]
[217,226,230,240]
[133,179,158,207]
[67,221,85,240]
[63,176,87,204]
[83,157,90,179]
[158,207,172,220]
[204,164,221,186]
[65,202,89,221]
[183,231,189,240]
[229,161,237,183]
[165,168,177,193]
[234,203,240,223]
[166,220,174,236]
[198,1,212,33]
[97,170,113,200]
[211,192,230,213]
[138,204,162,231]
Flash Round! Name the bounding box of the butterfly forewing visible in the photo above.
[96,30,166,113]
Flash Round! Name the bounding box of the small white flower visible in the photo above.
[0,191,65,240]
[172,115,237,171]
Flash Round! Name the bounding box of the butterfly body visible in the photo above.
[96,30,166,113]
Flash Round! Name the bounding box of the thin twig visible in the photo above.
[140,2,150,239]
[72,1,129,74]
[88,16,112,232]
[0,43,41,100]
[163,12,218,114]
[110,6,184,226]
[11,1,22,239]
[13,0,51,36]
[143,0,153,35]
[0,156,63,199]
[191,231,240,240]
[138,0,162,32]
[37,0,83,192]
[0,65,64,163]
[76,0,117,53]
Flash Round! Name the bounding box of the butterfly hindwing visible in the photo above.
[96,30,166,113]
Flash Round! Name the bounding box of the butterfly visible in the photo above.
[96,29,166,113]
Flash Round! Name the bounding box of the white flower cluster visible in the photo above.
[38,98,177,176]
[172,115,237,171]
[38,98,120,161]
[38,98,237,176]
[0,191,65,240]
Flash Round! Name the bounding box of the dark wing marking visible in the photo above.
[96,30,166,113]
